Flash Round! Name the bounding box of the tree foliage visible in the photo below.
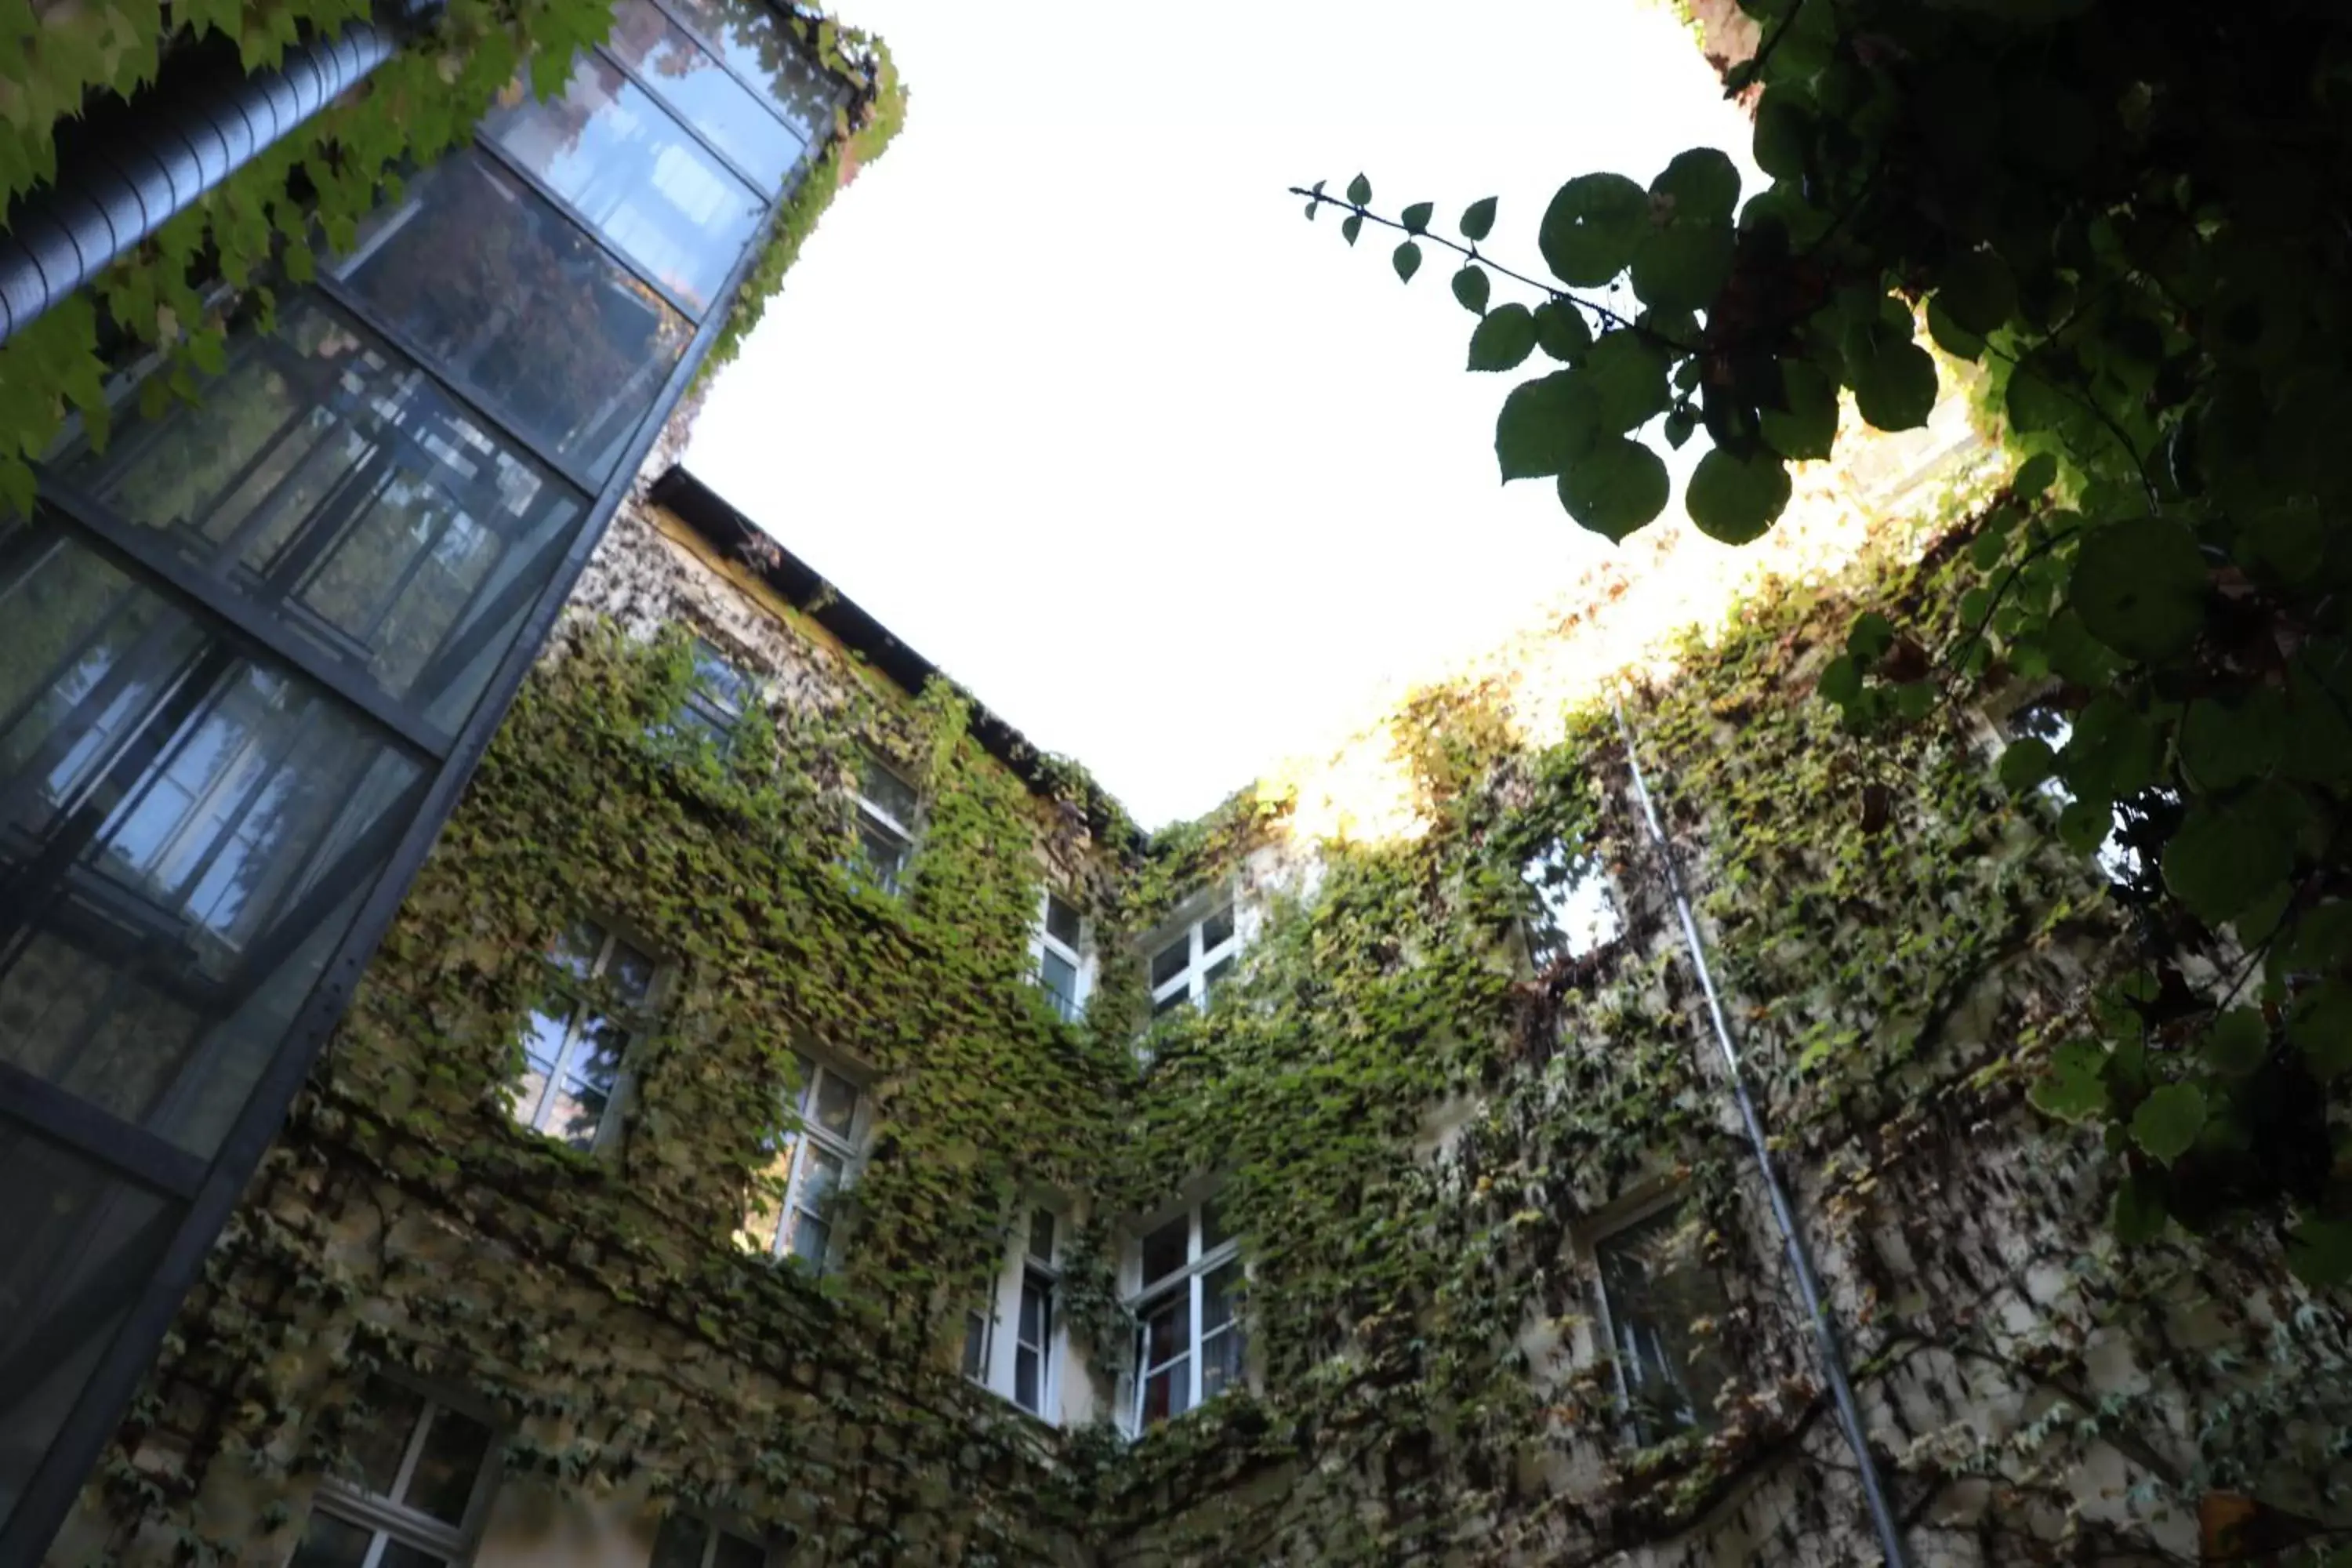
[1301,0,2352,1263]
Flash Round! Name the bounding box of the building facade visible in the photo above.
[0,3,898,1557]
[26,408,2352,1567]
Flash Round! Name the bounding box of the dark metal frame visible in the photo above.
[0,86,797,1564]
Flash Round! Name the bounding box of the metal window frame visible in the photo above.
[0,140,793,1568]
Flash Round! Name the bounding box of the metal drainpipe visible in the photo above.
[0,0,438,346]
[1611,699,1914,1568]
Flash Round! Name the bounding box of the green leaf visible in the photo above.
[1663,406,1697,448]
[2013,452,2058,497]
[1451,265,1491,316]
[2111,1169,2168,1244]
[1685,446,1791,544]
[1538,172,1648,288]
[1817,655,1860,706]
[2203,1008,2269,1076]
[1998,737,2056,794]
[1347,173,1371,205]
[1401,201,1433,236]
[1846,612,1896,664]
[1467,306,1537,372]
[2029,1040,2108,1123]
[1853,341,1938,431]
[1632,222,1734,313]
[1342,213,1363,247]
[2069,518,2208,662]
[1460,196,1497,242]
[1752,98,1810,180]
[1758,358,1838,461]
[1583,332,1671,434]
[1557,436,1669,543]
[2288,1216,2352,1288]
[2163,789,2295,926]
[1392,241,1423,283]
[1494,372,1602,483]
[1532,302,1592,362]
[2289,983,2352,1080]
[2179,691,2284,792]
[1935,249,2017,336]
[1925,298,1983,361]
[1650,147,1740,227]
[2129,1082,2205,1165]
[2060,696,2162,800]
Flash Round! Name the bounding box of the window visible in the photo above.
[291,1381,496,1567]
[963,1207,1064,1419]
[604,0,810,193]
[655,0,847,147]
[852,753,918,895]
[1128,1200,1244,1430]
[1591,1204,1730,1446]
[1147,899,1240,1017]
[744,1055,866,1271]
[671,639,757,747]
[649,1513,766,1568]
[1033,890,1089,1022]
[509,918,659,1150]
[1521,838,1623,967]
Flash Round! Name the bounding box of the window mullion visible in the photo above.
[387,1406,433,1512]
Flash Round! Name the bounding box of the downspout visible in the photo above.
[0,0,440,346]
[1612,699,1914,1568]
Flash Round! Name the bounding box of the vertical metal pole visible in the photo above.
[1612,699,1913,1568]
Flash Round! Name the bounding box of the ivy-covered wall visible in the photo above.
[45,435,2352,1568]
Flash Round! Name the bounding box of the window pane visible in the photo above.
[1142,1292,1189,1367]
[606,0,807,191]
[711,1530,766,1568]
[345,1379,428,1494]
[330,153,691,483]
[1044,892,1082,949]
[0,519,428,1158]
[542,1075,610,1149]
[1139,1216,1189,1286]
[1201,1260,1242,1334]
[1014,1345,1040,1414]
[553,921,607,978]
[51,296,590,736]
[403,1405,492,1523]
[379,1543,451,1568]
[1200,903,1236,952]
[1523,840,1622,964]
[1148,937,1189,990]
[960,1308,989,1379]
[1200,1200,1229,1254]
[1018,1273,1051,1345]
[808,1069,858,1136]
[860,756,918,825]
[483,53,764,313]
[688,641,755,717]
[1597,1207,1730,1443]
[658,0,844,144]
[650,1515,711,1568]
[1140,1358,1189,1426]
[856,819,908,893]
[607,941,657,1004]
[786,1211,829,1264]
[1037,947,1077,1017]
[288,1511,379,1568]
[797,1145,845,1213]
[0,1128,176,1540]
[1200,1324,1242,1403]
[1027,1209,1056,1264]
[1200,955,1235,998]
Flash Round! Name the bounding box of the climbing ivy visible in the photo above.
[1301,0,2352,1267]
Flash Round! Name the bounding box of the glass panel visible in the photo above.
[711,1530,767,1568]
[960,1308,989,1380]
[607,939,657,1004]
[1597,1207,1730,1443]
[288,1511,379,1568]
[330,153,691,483]
[1200,903,1235,952]
[552,920,607,978]
[1044,892,1082,950]
[0,1127,176,1540]
[859,756,917,826]
[1201,1260,1242,1335]
[1148,937,1189,991]
[53,296,589,735]
[651,1514,711,1568]
[1200,955,1235,998]
[1200,1325,1242,1403]
[688,641,754,718]
[1037,947,1077,1018]
[1138,1215,1189,1286]
[403,1404,492,1523]
[1139,1358,1189,1426]
[0,518,428,1158]
[608,0,806,191]
[345,1378,428,1494]
[808,1069,858,1137]
[1523,840,1623,964]
[1200,1200,1229,1254]
[482,54,763,314]
[656,0,843,143]
[856,818,908,894]
[1142,1292,1189,1367]
[379,1541,452,1568]
[1027,1209,1055,1264]
[786,1211,829,1265]
[1014,1345,1040,1414]
[1151,988,1189,1018]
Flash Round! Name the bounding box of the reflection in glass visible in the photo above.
[0,1127,176,1541]
[0,518,428,1158]
[49,296,588,739]
[1037,948,1078,1020]
[1199,1261,1243,1400]
[330,153,691,482]
[404,1406,492,1523]
[482,54,764,313]
[606,0,808,191]
[1595,1206,1730,1445]
[288,1510,381,1568]
[655,0,845,144]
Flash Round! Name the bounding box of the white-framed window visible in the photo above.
[742,1054,868,1272]
[1033,889,1091,1022]
[1127,1199,1244,1431]
[291,1381,498,1567]
[674,638,758,747]
[1146,898,1240,1017]
[509,917,661,1150]
[853,751,920,895]
[1521,837,1624,967]
[1590,1201,1730,1447]
[962,1207,1064,1419]
[649,1512,767,1568]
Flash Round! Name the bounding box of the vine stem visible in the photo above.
[1287,187,1696,355]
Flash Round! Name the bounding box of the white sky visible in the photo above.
[688,0,1761,829]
